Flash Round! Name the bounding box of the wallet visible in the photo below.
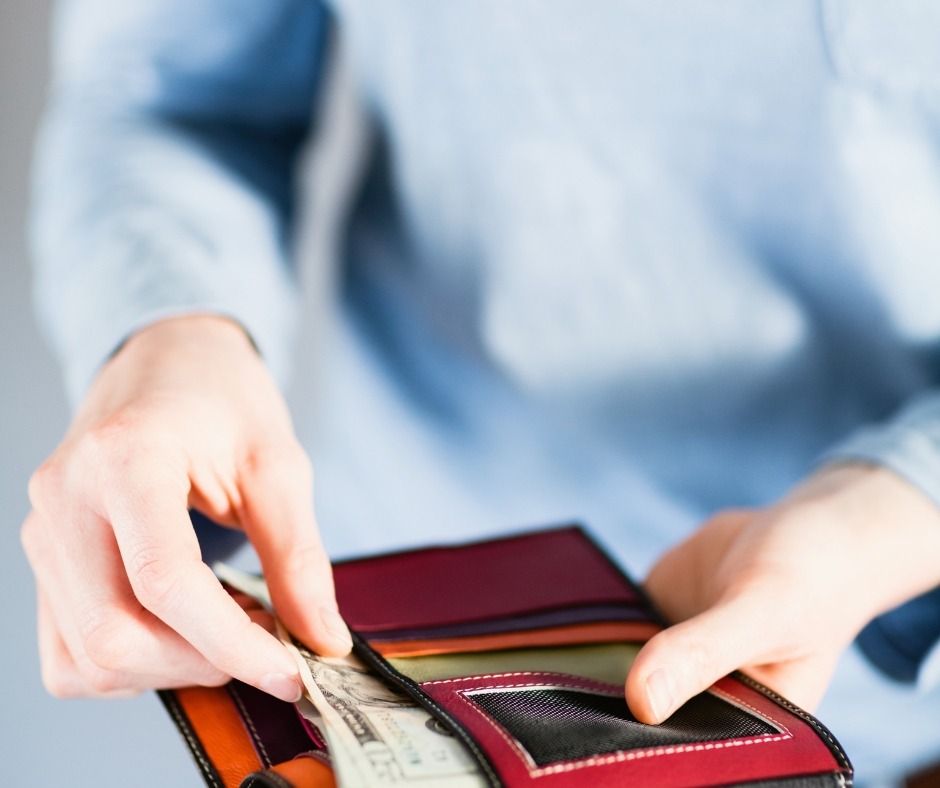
[159,525,853,787]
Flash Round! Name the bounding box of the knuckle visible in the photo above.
[27,460,64,512]
[283,541,331,579]
[80,662,125,694]
[80,616,127,672]
[685,638,715,679]
[77,421,129,466]
[19,515,45,559]
[79,418,179,488]
[683,636,729,690]
[248,441,314,486]
[664,631,718,688]
[41,666,79,699]
[200,668,231,688]
[130,552,188,612]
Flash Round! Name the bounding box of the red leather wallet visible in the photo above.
[160,525,853,787]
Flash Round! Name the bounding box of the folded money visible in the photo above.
[216,562,485,787]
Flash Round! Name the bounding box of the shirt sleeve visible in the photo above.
[823,392,940,690]
[31,0,331,406]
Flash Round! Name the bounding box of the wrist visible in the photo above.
[119,314,257,358]
[784,463,940,618]
[72,314,264,433]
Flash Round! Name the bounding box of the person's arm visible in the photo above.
[627,357,940,722]
[32,0,328,402]
[23,0,350,702]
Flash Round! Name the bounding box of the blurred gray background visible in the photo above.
[1,1,201,783]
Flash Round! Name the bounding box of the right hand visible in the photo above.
[21,315,351,701]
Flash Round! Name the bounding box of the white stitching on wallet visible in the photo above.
[165,696,222,787]
[428,676,796,779]
[425,671,551,686]
[531,735,792,776]
[424,672,617,692]
[708,686,791,736]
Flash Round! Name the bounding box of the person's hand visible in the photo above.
[626,463,940,723]
[21,315,351,701]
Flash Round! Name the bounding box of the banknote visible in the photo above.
[283,628,486,787]
[213,562,487,787]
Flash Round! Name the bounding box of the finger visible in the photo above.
[239,445,352,657]
[37,591,107,698]
[643,510,754,623]
[103,468,304,702]
[626,592,780,724]
[25,511,229,693]
[38,592,152,698]
[25,514,133,695]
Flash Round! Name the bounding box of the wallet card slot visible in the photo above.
[371,620,662,657]
[354,631,848,787]
[416,673,815,786]
[456,679,780,767]
[361,602,649,641]
[226,681,325,768]
[339,518,852,788]
[388,642,642,686]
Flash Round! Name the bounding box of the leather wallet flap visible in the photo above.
[332,526,644,635]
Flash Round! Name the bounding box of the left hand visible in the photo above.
[625,463,940,723]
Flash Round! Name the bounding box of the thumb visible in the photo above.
[240,447,352,657]
[626,594,776,724]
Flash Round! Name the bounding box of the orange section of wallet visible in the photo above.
[269,756,337,788]
[372,620,662,657]
[175,686,263,788]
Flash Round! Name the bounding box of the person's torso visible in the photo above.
[303,0,940,567]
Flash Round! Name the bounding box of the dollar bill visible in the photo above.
[213,562,487,788]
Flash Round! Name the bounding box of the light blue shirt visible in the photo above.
[32,0,940,779]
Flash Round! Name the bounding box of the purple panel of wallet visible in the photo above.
[332,526,643,635]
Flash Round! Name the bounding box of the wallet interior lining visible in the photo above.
[387,642,642,685]
[464,683,780,768]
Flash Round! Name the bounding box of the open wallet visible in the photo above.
[158,525,853,788]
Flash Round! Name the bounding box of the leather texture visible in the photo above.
[226,682,318,769]
[362,602,651,642]
[341,526,853,787]
[161,685,264,788]
[332,527,640,633]
[416,673,848,787]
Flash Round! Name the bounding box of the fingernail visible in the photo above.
[319,606,353,651]
[645,668,675,722]
[261,672,302,703]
